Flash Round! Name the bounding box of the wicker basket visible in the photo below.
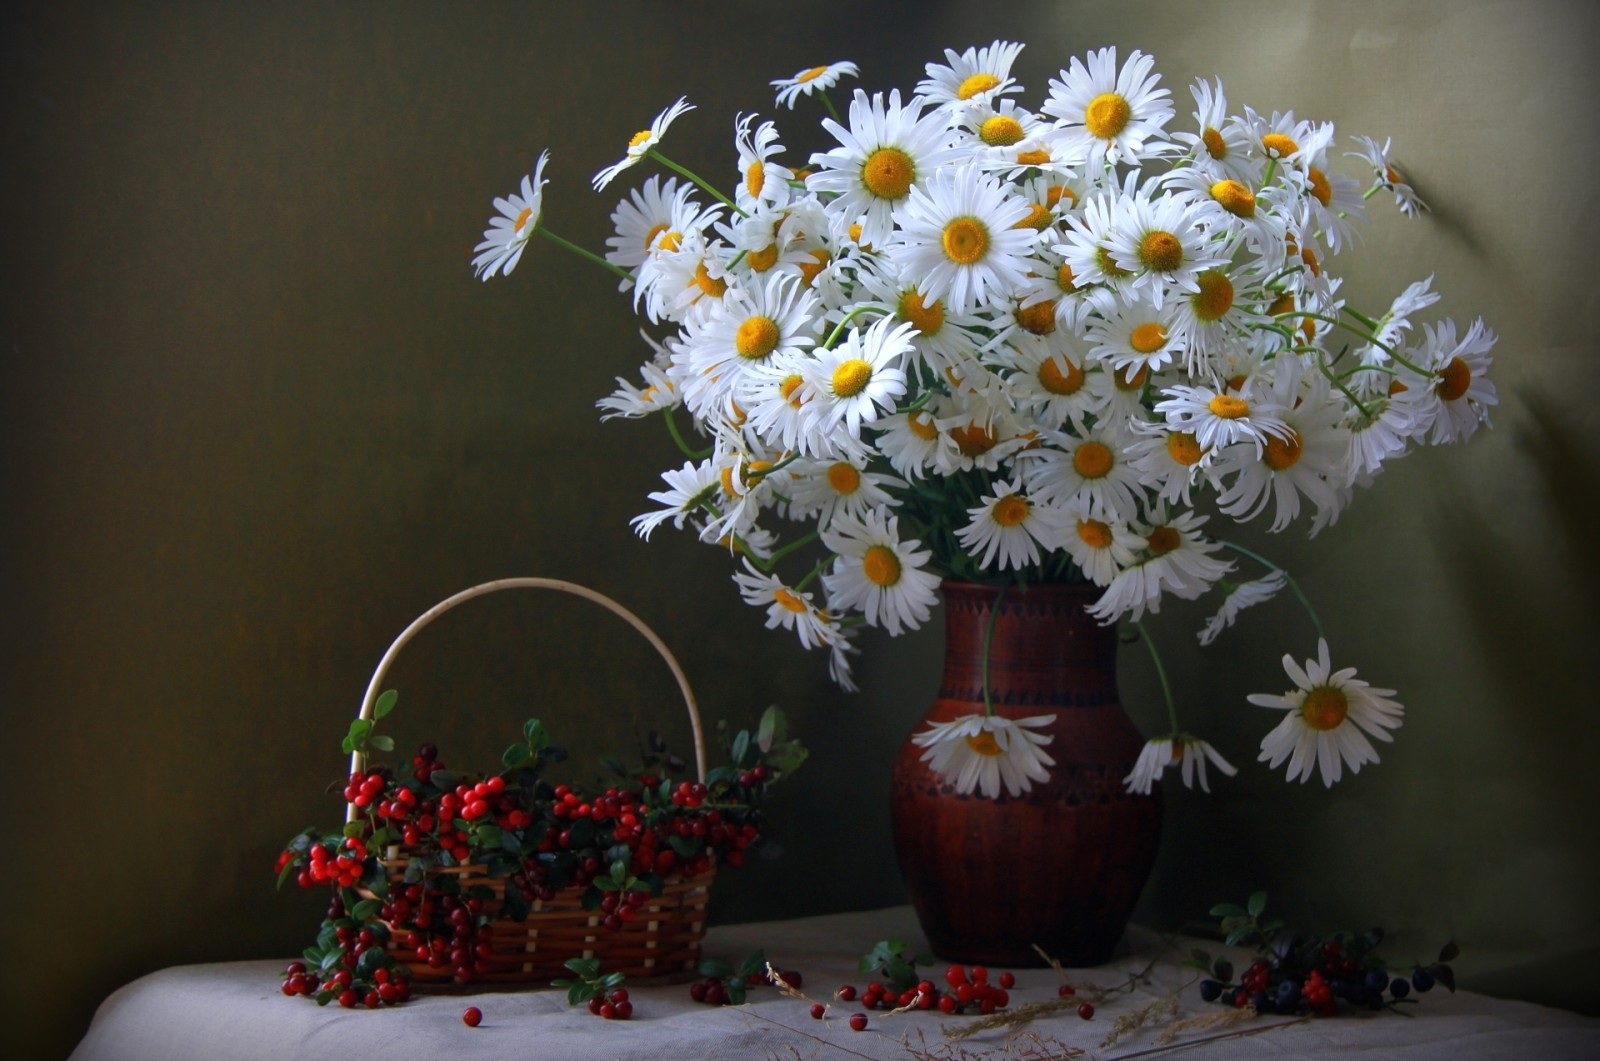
[344,577,714,984]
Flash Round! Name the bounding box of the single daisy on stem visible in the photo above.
[912,713,1057,800]
[1250,639,1404,787]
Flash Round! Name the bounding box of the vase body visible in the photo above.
[890,580,1161,967]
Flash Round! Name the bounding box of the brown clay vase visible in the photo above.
[889,580,1162,967]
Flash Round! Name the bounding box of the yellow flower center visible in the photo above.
[1095,246,1132,279]
[1016,148,1052,166]
[1015,202,1053,231]
[941,217,990,264]
[1385,163,1405,185]
[964,731,1004,756]
[992,494,1031,527]
[861,147,915,200]
[949,422,997,456]
[827,462,862,494]
[1307,167,1332,207]
[980,114,1026,146]
[1039,354,1085,395]
[643,223,669,250]
[1138,230,1184,272]
[847,222,868,248]
[1047,185,1077,210]
[897,288,945,336]
[735,316,780,360]
[1015,299,1056,335]
[1267,292,1296,318]
[745,161,766,198]
[779,374,807,408]
[1129,322,1168,354]
[908,410,940,440]
[627,129,653,151]
[796,65,829,84]
[1073,440,1114,479]
[1146,526,1181,555]
[1301,246,1321,278]
[862,544,902,586]
[747,243,779,272]
[1210,179,1256,218]
[513,206,535,234]
[1085,92,1131,139]
[1202,127,1228,160]
[656,231,683,253]
[1077,518,1113,548]
[691,262,726,298]
[1388,378,1410,397]
[798,248,831,287]
[1115,364,1150,392]
[773,588,809,613]
[1262,132,1299,158]
[1301,687,1350,731]
[1192,270,1235,322]
[1437,357,1471,401]
[1056,262,1078,294]
[831,358,874,398]
[1264,429,1304,471]
[958,72,1003,100]
[1166,432,1203,466]
[1208,394,1250,419]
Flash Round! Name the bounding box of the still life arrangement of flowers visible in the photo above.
[472,40,1496,802]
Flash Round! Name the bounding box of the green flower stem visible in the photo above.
[1133,621,1182,734]
[1342,305,1381,332]
[981,584,1007,717]
[1272,309,1432,376]
[822,302,889,349]
[647,150,746,217]
[1313,351,1375,419]
[663,407,713,459]
[791,558,829,594]
[1261,157,1279,187]
[536,227,632,281]
[818,90,843,125]
[1215,540,1325,642]
[1363,181,1383,201]
[756,530,821,571]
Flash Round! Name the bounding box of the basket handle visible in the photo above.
[345,577,706,823]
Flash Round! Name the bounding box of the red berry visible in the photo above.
[849,1013,868,1032]
[837,984,857,1002]
[970,965,989,985]
[613,1000,633,1020]
[1078,1001,1095,1020]
[937,994,958,1014]
[998,971,1016,989]
[810,1003,826,1020]
[463,1005,483,1027]
[1057,983,1076,997]
[945,964,968,987]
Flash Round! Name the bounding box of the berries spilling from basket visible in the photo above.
[273,691,804,1008]
[1190,891,1458,1017]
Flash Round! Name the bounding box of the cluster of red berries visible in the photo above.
[1199,937,1457,1016]
[584,986,633,1020]
[833,963,1017,1018]
[276,893,414,1008]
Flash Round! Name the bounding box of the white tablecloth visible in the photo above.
[72,906,1600,1060]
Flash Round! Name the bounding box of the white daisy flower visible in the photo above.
[772,61,859,110]
[1348,134,1427,217]
[852,261,995,375]
[630,459,720,540]
[604,175,705,275]
[806,88,964,250]
[993,331,1104,433]
[1171,78,1259,183]
[676,273,821,418]
[1042,46,1175,168]
[916,40,1027,109]
[1124,735,1238,795]
[823,619,861,692]
[1123,421,1214,506]
[1153,380,1294,457]
[951,98,1054,168]
[597,349,680,421]
[1086,506,1233,623]
[1084,297,1186,377]
[955,477,1070,572]
[911,713,1056,800]
[1101,189,1224,309]
[732,562,833,649]
[870,405,954,480]
[799,315,916,444]
[1397,317,1498,445]
[1250,639,1404,787]
[734,113,795,212]
[889,164,1040,316]
[820,509,941,636]
[1197,570,1288,646]
[472,150,551,280]
[781,457,903,527]
[593,96,695,191]
[1059,500,1144,587]
[1017,423,1146,521]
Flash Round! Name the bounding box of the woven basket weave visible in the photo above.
[345,577,713,983]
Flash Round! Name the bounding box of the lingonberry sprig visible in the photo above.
[275,697,803,1002]
[552,958,633,1019]
[1189,891,1459,1017]
[689,950,796,1005]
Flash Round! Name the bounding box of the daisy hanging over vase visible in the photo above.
[467,38,1494,802]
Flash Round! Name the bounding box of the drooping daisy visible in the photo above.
[806,88,965,250]
[732,562,833,649]
[870,405,955,480]
[889,164,1040,315]
[956,477,1070,572]
[1250,639,1404,787]
[597,349,680,421]
[593,97,695,191]
[1197,570,1288,646]
[1348,134,1427,217]
[1086,506,1233,623]
[916,40,1027,110]
[1123,420,1214,506]
[629,459,720,540]
[1042,46,1175,168]
[820,509,941,636]
[472,151,551,280]
[772,61,859,110]
[1124,735,1238,795]
[798,315,916,444]
[1397,317,1498,445]
[604,176,703,275]
[912,713,1056,800]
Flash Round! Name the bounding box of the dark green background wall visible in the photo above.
[4,2,1596,1057]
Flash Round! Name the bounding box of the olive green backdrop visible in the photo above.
[4,1,1597,1057]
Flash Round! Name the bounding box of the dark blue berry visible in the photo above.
[1220,988,1240,1006]
[1199,980,1223,1002]
[1253,993,1275,1014]
[1365,969,1389,992]
[1412,969,1435,993]
[1277,980,1302,1004]
[1390,978,1410,1000]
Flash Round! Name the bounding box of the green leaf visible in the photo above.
[341,821,365,839]
[563,957,600,978]
[1247,891,1268,918]
[1210,902,1248,919]
[737,950,767,978]
[352,898,383,922]
[428,770,464,790]
[1438,941,1460,963]
[373,689,398,719]
[369,734,395,753]
[698,958,733,979]
[1225,927,1252,947]
[731,730,753,770]
[276,858,299,890]
[503,742,532,768]
[757,706,785,753]
[1433,964,1456,993]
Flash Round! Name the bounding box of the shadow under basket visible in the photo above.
[343,577,719,985]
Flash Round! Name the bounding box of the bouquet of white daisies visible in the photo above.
[471,42,1496,799]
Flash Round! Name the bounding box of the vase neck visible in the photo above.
[938,581,1119,708]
